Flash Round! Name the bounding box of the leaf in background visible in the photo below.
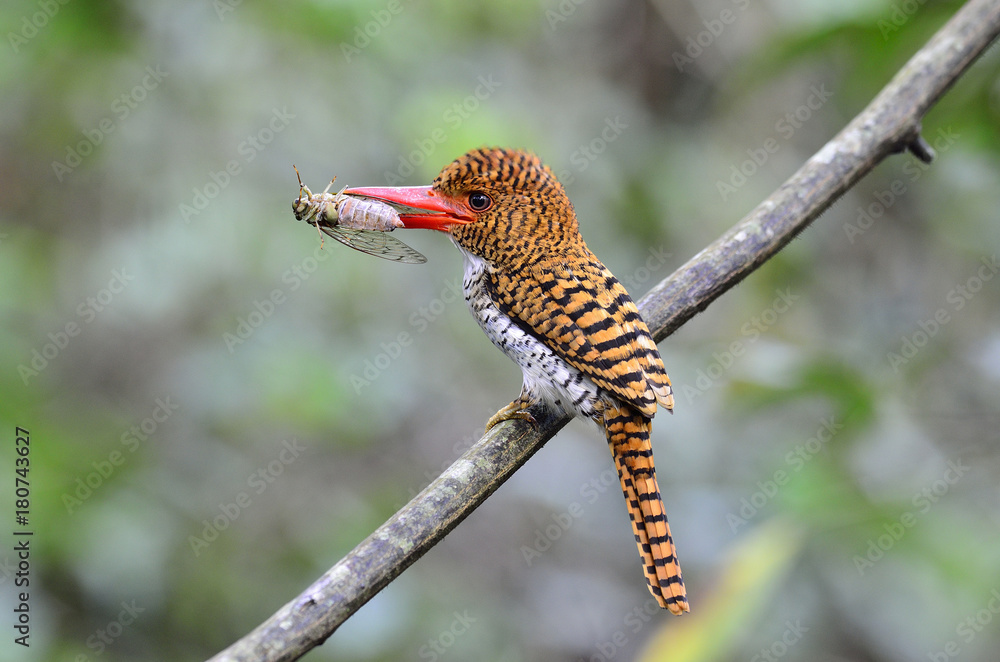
[638,517,804,662]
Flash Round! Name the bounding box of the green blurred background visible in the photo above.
[2,1,1000,660]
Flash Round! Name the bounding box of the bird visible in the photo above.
[343,147,688,614]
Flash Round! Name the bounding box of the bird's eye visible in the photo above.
[468,191,493,212]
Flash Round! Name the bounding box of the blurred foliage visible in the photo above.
[639,518,804,662]
[2,1,999,661]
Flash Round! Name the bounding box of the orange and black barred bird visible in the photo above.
[345,147,688,613]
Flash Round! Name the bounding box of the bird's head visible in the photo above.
[345,147,580,265]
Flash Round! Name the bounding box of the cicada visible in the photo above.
[292,167,427,264]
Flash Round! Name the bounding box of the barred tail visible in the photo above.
[602,406,688,614]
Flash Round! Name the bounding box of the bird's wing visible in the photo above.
[487,257,673,417]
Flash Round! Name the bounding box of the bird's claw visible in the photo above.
[485,399,538,432]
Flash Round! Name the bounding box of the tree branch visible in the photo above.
[210,2,1000,660]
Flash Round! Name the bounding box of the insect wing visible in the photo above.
[320,225,427,264]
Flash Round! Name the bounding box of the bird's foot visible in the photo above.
[485,396,538,432]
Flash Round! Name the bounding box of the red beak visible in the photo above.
[343,185,474,231]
